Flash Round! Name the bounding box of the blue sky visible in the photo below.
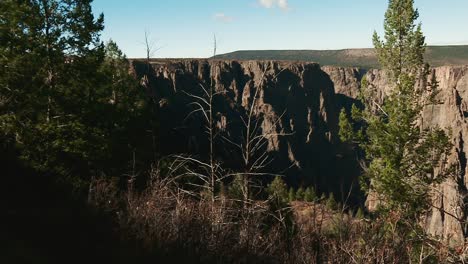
[92,0,468,58]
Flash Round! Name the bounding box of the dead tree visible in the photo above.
[223,66,291,206]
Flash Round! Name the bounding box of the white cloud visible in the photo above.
[259,0,274,8]
[213,13,233,23]
[278,0,289,9]
[258,0,289,10]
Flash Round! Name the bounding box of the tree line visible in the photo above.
[1,0,157,190]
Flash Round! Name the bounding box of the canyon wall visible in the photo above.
[325,65,468,244]
[132,59,467,244]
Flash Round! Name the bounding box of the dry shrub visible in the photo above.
[89,167,295,263]
[89,169,465,264]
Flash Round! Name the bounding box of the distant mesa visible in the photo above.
[213,45,468,69]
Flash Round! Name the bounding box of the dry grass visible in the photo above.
[88,170,466,264]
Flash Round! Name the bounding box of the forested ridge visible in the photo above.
[215,45,468,69]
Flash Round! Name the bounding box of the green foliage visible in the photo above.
[303,187,317,202]
[228,175,245,201]
[290,186,318,203]
[326,193,338,211]
[339,0,452,220]
[0,1,157,185]
[98,40,157,175]
[288,188,296,202]
[372,0,425,80]
[295,187,305,201]
[355,207,365,219]
[266,177,295,240]
[267,176,289,205]
[1,0,104,178]
[339,109,353,143]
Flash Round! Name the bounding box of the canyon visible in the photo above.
[132,59,468,245]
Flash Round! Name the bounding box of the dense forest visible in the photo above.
[1,0,466,263]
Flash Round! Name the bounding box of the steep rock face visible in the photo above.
[132,59,467,244]
[134,59,361,196]
[325,65,468,245]
[420,66,468,244]
[321,66,362,98]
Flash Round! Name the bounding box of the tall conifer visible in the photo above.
[339,0,452,219]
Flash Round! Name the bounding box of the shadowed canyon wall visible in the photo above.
[132,59,467,244]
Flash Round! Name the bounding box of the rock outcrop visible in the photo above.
[131,59,467,245]
[326,65,468,245]
[420,66,468,244]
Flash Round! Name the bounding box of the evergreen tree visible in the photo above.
[228,175,245,201]
[295,187,305,201]
[303,187,317,202]
[0,1,155,185]
[326,193,337,210]
[340,0,452,219]
[1,0,105,179]
[98,40,156,175]
[267,176,289,205]
[338,109,353,143]
[355,207,365,219]
[266,177,295,240]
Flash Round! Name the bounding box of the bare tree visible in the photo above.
[177,33,223,202]
[176,37,293,209]
[139,31,162,162]
[140,31,161,88]
[222,67,292,206]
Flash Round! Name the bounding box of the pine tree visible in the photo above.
[340,0,452,219]
[338,109,353,143]
[295,187,305,201]
[98,40,156,175]
[355,207,365,219]
[267,176,289,205]
[326,193,337,211]
[0,1,154,184]
[228,175,245,201]
[303,187,317,202]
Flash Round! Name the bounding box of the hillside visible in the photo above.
[214,45,468,68]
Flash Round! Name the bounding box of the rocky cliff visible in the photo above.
[131,59,467,245]
[326,65,468,245]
